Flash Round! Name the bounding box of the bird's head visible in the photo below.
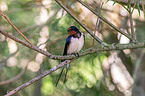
[67,26,80,36]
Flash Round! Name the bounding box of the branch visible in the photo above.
[4,60,71,96]
[0,29,51,56]
[0,10,34,45]
[0,29,145,61]
[133,50,144,79]
[55,0,104,45]
[0,48,19,71]
[77,0,134,42]
[0,63,28,85]
[0,54,36,85]
[4,41,145,95]
[113,0,145,9]
[0,29,79,60]
[92,2,103,48]
[128,0,136,40]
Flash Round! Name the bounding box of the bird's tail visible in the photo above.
[55,63,69,87]
[63,64,69,84]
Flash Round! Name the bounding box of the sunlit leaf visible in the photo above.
[127,2,129,9]
[113,0,117,5]
[136,1,141,16]
[105,0,110,3]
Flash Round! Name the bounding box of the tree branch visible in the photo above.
[0,10,34,45]
[0,54,36,85]
[113,0,145,10]
[0,29,145,61]
[128,0,136,40]
[4,60,71,96]
[4,41,145,95]
[0,63,28,85]
[1,30,145,96]
[0,48,19,71]
[92,2,103,48]
[77,0,134,42]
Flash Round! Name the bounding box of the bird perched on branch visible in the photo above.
[56,26,84,86]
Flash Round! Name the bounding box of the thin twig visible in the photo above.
[38,10,66,48]
[133,50,144,79]
[0,63,28,85]
[77,0,134,42]
[0,54,36,85]
[0,48,19,71]
[115,0,145,9]
[92,2,103,49]
[120,3,130,13]
[4,60,71,96]
[128,0,136,40]
[0,10,34,45]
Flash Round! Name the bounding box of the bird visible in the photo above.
[55,26,84,86]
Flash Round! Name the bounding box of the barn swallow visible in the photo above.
[56,26,84,86]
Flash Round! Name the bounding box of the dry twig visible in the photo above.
[0,48,19,71]
[77,0,134,42]
[0,10,34,45]
[5,60,71,96]
[0,64,28,85]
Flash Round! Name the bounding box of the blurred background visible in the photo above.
[0,0,145,96]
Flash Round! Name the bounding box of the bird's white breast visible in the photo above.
[67,33,84,54]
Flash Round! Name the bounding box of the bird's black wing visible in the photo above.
[63,36,71,55]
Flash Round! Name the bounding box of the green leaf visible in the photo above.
[121,4,130,13]
[113,0,117,5]
[105,0,110,3]
[136,1,141,16]
[127,2,129,9]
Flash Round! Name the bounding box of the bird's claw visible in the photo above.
[101,42,109,48]
[70,53,79,57]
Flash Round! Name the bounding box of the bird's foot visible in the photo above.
[70,53,79,57]
[101,42,109,48]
